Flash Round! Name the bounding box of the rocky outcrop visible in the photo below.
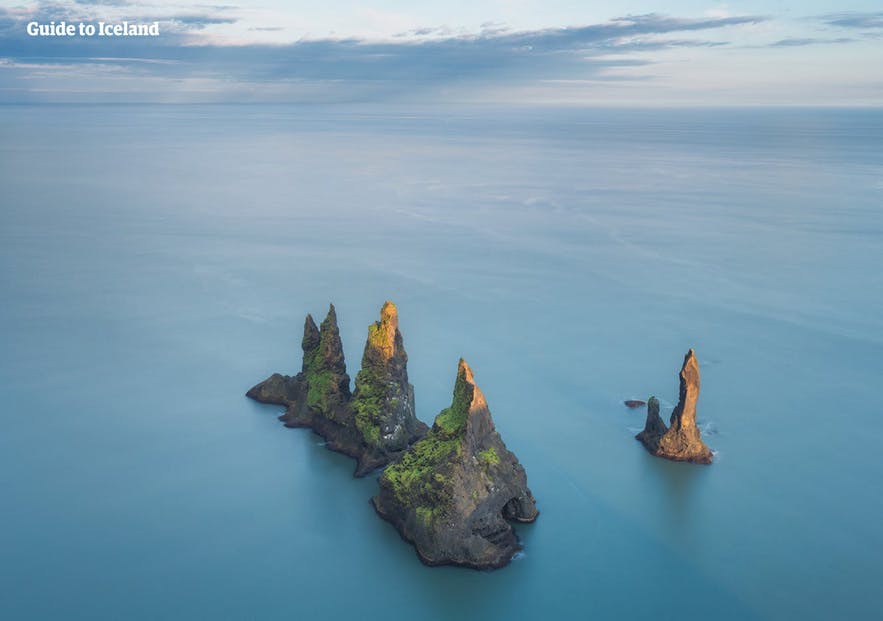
[244,313,330,408]
[635,396,666,452]
[279,305,353,428]
[351,301,428,472]
[246,372,299,406]
[635,349,713,464]
[372,359,538,569]
[624,399,647,408]
[246,302,427,476]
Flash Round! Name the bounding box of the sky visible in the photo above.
[0,1,881,104]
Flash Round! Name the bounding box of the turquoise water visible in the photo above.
[1,105,881,620]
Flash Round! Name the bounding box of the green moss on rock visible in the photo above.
[350,301,420,451]
[433,362,472,436]
[382,434,460,507]
[478,447,500,466]
[306,369,334,413]
[352,365,384,444]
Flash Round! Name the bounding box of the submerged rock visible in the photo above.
[624,399,647,408]
[351,301,428,473]
[635,349,713,464]
[246,302,426,476]
[372,359,538,569]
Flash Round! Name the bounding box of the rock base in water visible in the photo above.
[636,349,713,465]
[372,359,538,569]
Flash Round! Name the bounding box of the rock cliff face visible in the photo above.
[351,301,428,470]
[246,302,426,476]
[372,359,538,569]
[636,349,713,464]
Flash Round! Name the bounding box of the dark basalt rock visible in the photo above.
[351,301,429,473]
[372,359,538,569]
[246,302,426,476]
[279,305,352,427]
[624,399,647,408]
[636,349,713,464]
[246,372,298,406]
[635,396,666,452]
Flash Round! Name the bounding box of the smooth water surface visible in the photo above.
[1,104,881,620]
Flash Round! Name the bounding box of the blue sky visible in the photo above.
[0,1,881,104]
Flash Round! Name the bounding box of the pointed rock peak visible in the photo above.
[380,300,398,325]
[300,313,322,373]
[681,348,699,380]
[458,357,472,382]
[322,304,339,330]
[302,314,320,352]
[366,300,400,361]
[457,358,487,413]
[313,303,347,375]
[434,359,490,437]
[648,395,660,415]
[672,347,700,430]
[636,394,667,452]
[318,304,343,342]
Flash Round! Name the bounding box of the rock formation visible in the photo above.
[635,349,713,464]
[372,359,538,569]
[246,302,427,476]
[351,301,428,472]
[624,399,647,408]
[635,396,666,452]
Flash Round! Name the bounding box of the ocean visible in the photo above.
[1,104,881,620]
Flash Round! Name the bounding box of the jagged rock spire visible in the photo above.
[433,359,496,453]
[363,300,400,363]
[248,301,428,476]
[669,348,700,431]
[635,349,713,464]
[373,358,538,569]
[636,396,666,452]
[300,314,320,373]
[316,304,348,377]
[352,300,423,455]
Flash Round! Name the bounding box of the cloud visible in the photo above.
[820,12,883,29]
[157,14,238,29]
[770,37,854,47]
[0,8,766,102]
[73,0,133,6]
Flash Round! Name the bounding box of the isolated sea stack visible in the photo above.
[351,301,428,472]
[636,349,713,464]
[373,359,538,569]
[246,302,426,476]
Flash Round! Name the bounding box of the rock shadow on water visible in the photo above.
[639,451,709,533]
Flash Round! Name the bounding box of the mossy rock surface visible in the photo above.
[373,359,538,569]
[247,301,427,477]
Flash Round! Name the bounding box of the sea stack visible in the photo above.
[373,359,538,569]
[278,305,353,428]
[246,302,427,476]
[636,349,713,464]
[244,310,345,409]
[351,301,428,473]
